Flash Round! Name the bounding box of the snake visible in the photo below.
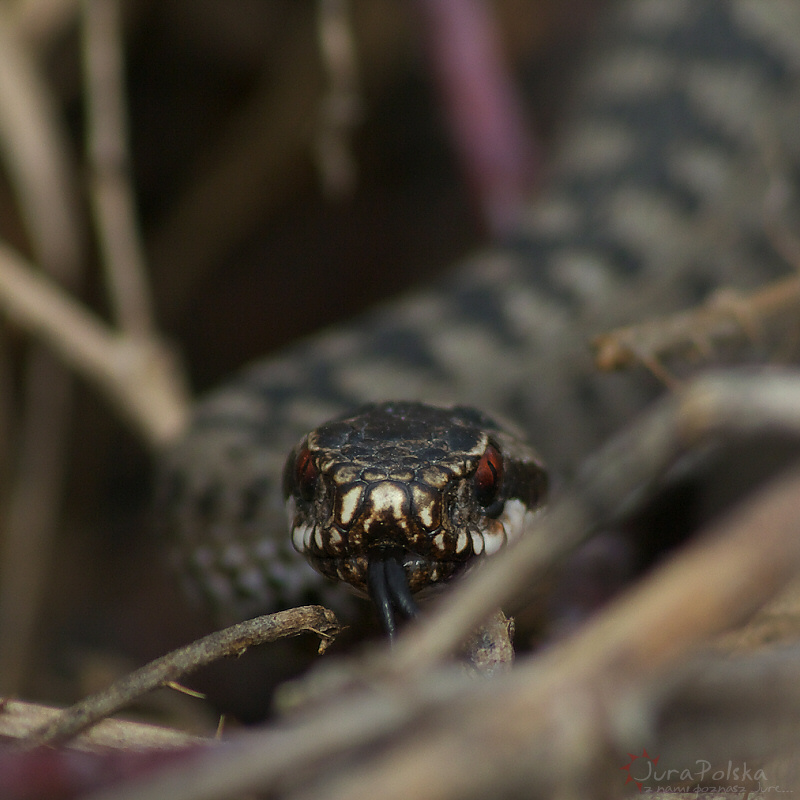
[283,401,547,635]
[157,0,800,635]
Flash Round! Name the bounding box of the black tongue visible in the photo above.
[366,549,420,639]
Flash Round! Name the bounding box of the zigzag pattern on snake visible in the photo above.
[158,0,800,626]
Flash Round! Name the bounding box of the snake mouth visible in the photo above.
[306,548,464,635]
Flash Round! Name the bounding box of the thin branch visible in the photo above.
[592,274,800,379]
[0,241,189,447]
[24,605,341,748]
[82,0,156,336]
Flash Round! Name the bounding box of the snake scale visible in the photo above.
[158,0,800,631]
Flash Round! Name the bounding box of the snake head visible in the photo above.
[283,401,548,636]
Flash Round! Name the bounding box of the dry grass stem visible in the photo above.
[0,9,81,280]
[0,243,189,447]
[315,0,362,196]
[82,0,156,337]
[1,699,204,752]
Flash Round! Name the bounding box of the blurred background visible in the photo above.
[0,0,600,726]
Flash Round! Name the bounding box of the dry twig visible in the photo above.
[592,274,800,382]
[0,8,82,280]
[0,243,188,448]
[82,0,156,337]
[23,605,340,749]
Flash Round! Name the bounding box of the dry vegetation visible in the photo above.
[1,1,800,798]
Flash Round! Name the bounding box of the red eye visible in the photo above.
[474,444,503,507]
[295,447,318,502]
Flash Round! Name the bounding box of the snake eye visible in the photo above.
[295,447,319,502]
[474,444,503,508]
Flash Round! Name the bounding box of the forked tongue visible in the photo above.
[366,548,419,639]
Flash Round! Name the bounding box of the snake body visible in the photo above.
[159,0,800,625]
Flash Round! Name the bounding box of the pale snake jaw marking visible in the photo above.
[282,401,548,635]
